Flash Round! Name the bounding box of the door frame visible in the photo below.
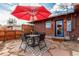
[55,19,64,37]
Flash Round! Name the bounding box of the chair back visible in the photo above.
[21,33,30,41]
[21,33,26,41]
[39,33,46,41]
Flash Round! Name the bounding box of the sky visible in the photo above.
[0,3,74,25]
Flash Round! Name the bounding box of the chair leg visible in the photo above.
[38,44,41,50]
[44,40,47,47]
[24,43,27,52]
[19,40,23,49]
[38,41,47,50]
[24,39,29,52]
[38,42,42,50]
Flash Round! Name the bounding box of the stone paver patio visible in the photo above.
[0,39,79,56]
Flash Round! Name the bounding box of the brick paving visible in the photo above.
[0,39,79,56]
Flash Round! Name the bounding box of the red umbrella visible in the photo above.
[11,6,51,22]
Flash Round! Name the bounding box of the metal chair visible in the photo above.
[25,32,40,49]
[19,33,30,52]
[26,35,40,48]
[38,33,47,50]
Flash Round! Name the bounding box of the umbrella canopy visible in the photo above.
[11,5,51,22]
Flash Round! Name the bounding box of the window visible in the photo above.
[67,20,72,32]
[46,21,51,28]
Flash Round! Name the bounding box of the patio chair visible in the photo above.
[27,36,39,47]
[26,31,39,47]
[38,33,47,50]
[19,33,30,52]
[31,30,39,35]
[25,32,40,49]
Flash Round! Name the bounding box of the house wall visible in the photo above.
[34,13,79,40]
[34,21,46,33]
[22,24,33,32]
[35,15,68,36]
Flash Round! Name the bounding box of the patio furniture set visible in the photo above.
[19,31,47,52]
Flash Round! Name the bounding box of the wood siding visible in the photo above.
[34,13,79,41]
